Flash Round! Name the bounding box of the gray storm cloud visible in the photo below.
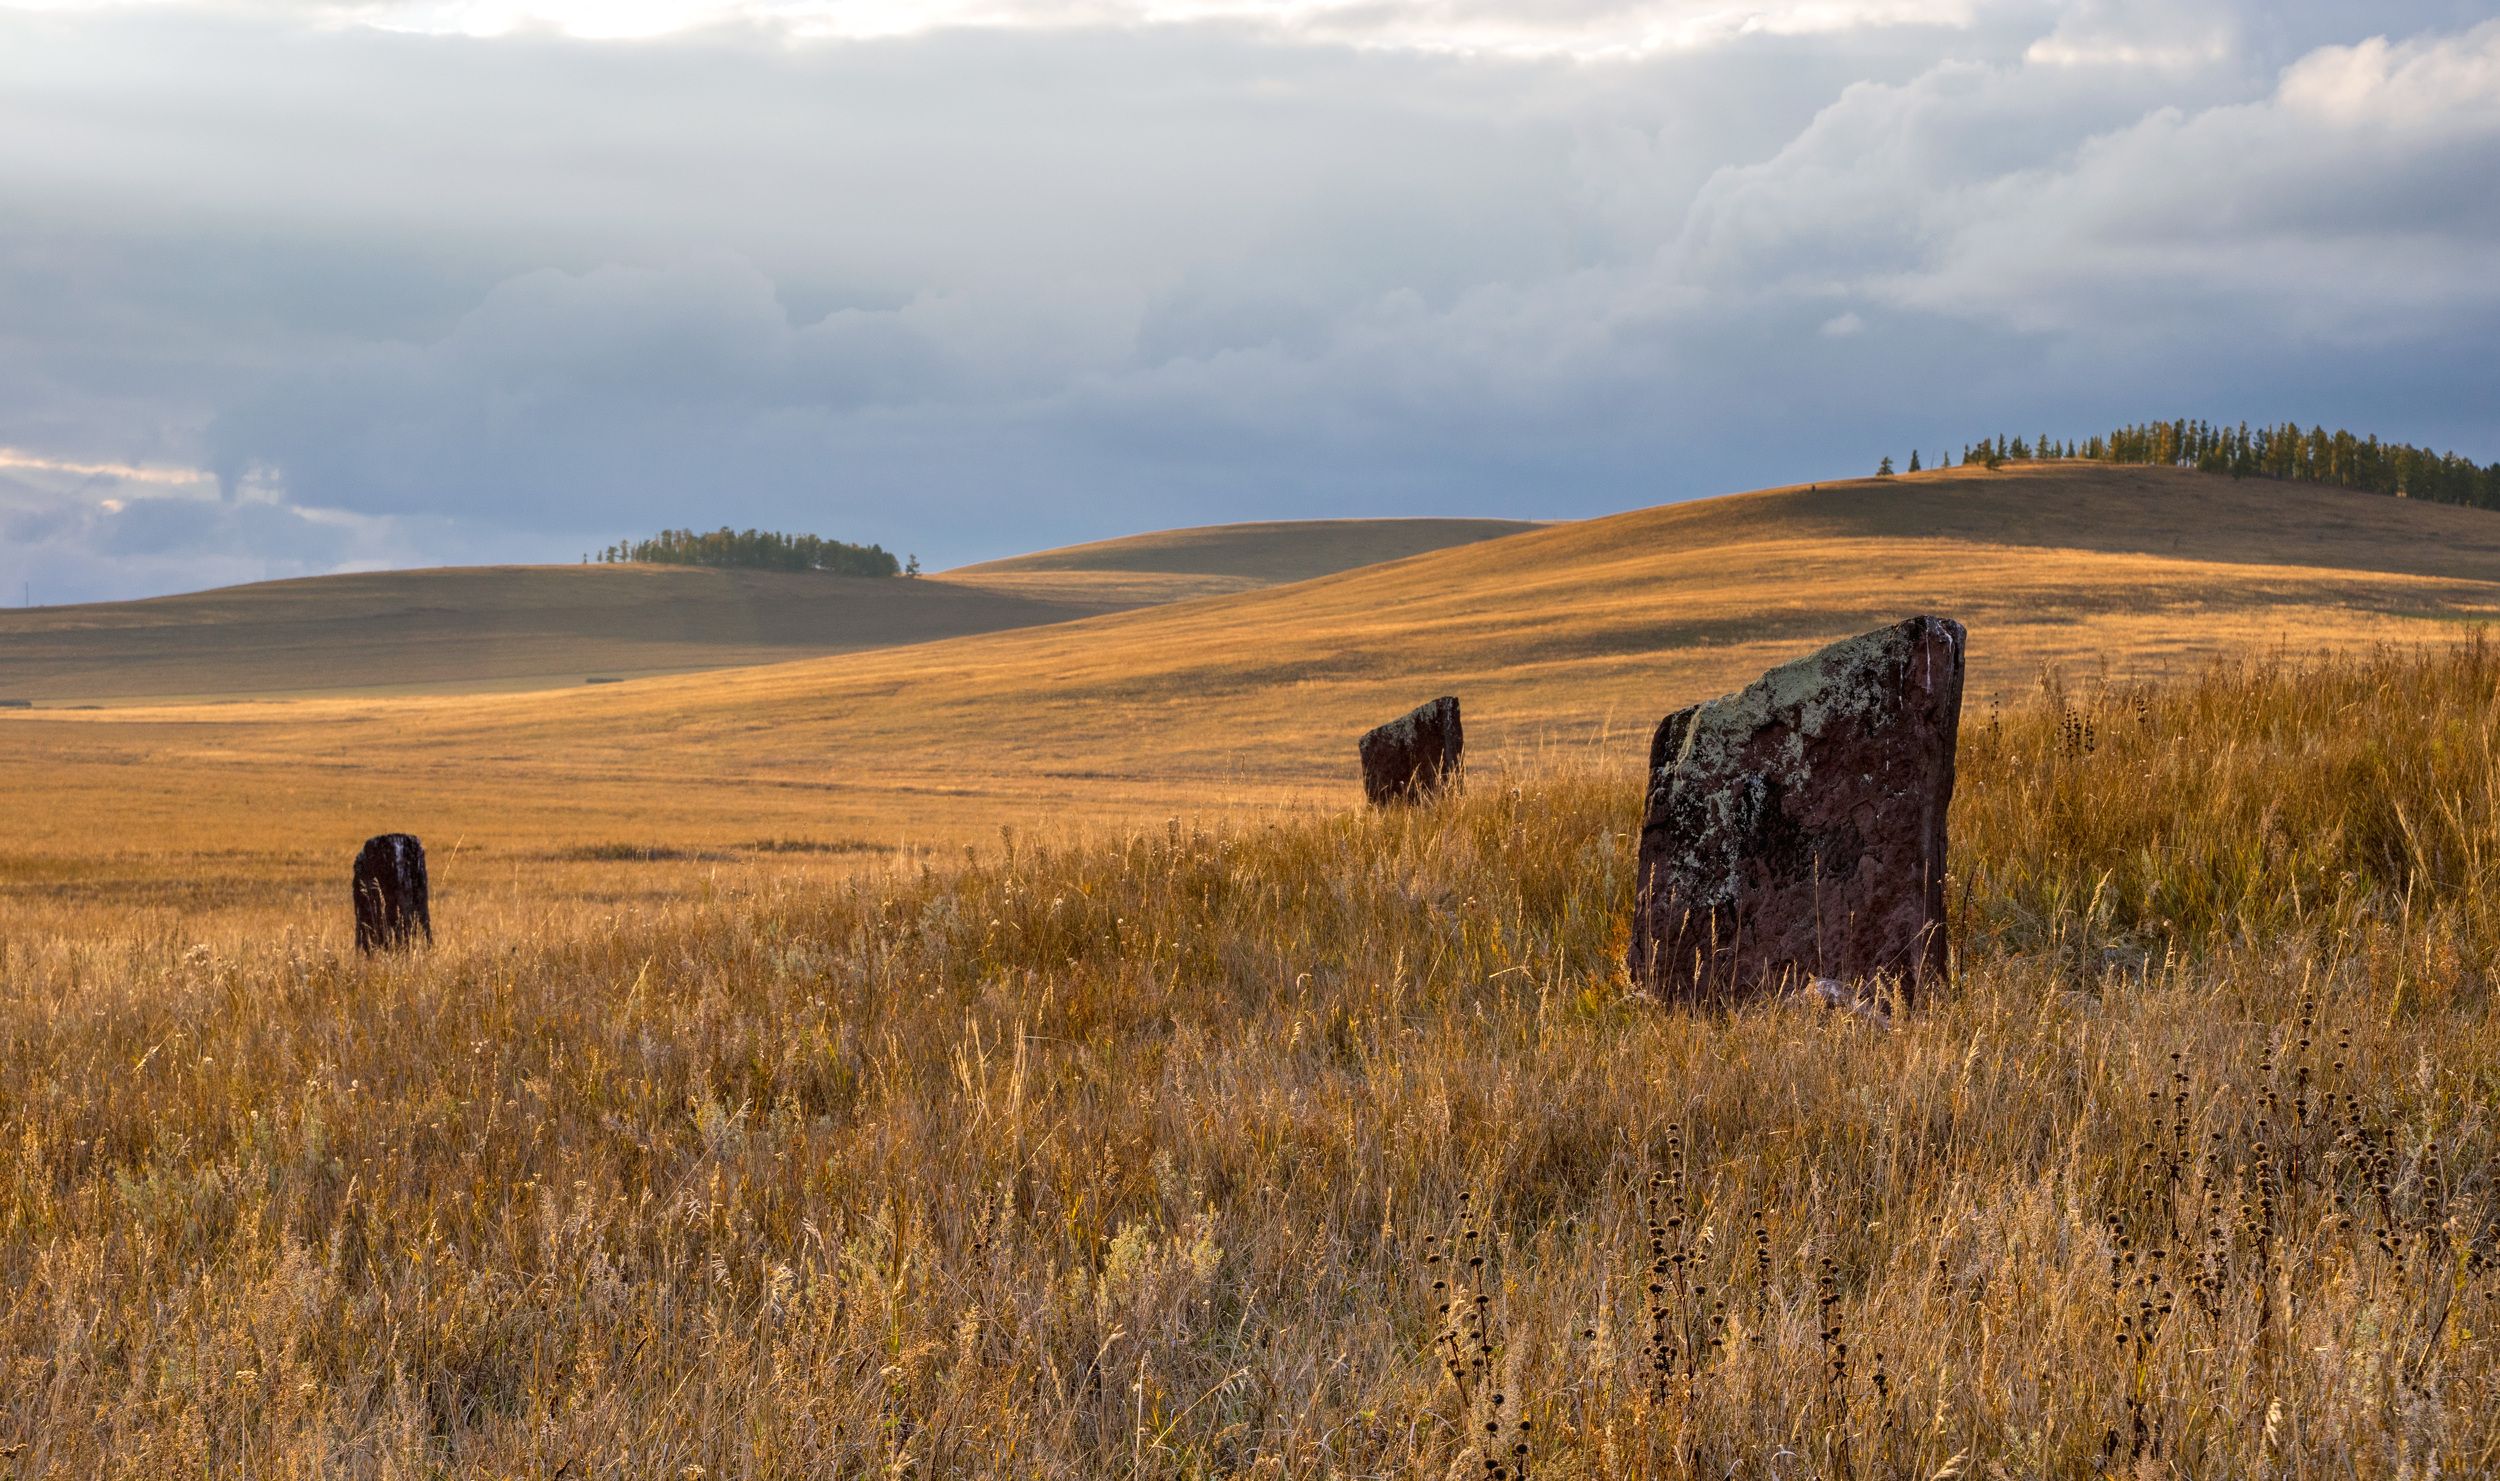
[1,0,2495,602]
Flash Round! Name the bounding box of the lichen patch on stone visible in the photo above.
[1631,615,1965,1006]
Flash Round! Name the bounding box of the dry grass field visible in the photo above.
[9,466,2500,1473]
[6,638,2500,1474]
[7,462,2500,942]
[0,519,1532,707]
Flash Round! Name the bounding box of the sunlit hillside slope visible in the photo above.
[9,462,2500,930]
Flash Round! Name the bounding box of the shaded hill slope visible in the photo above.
[952,516,1542,581]
[0,564,1127,703]
[937,516,1543,606]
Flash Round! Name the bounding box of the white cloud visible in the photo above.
[2278,23,2500,129]
[2024,0,2235,70]
[1669,15,2500,345]
[20,0,1994,55]
[0,447,213,487]
[1920,21,2500,338]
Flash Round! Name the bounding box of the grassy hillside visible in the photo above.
[0,563,1117,704]
[0,518,1541,706]
[9,462,2500,930]
[949,514,1542,590]
[7,644,2500,1473]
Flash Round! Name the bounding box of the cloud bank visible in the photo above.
[1,0,2495,601]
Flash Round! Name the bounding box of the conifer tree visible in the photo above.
[1908,450,1922,472]
[1878,456,1895,477]
[1948,419,2499,509]
[602,527,900,575]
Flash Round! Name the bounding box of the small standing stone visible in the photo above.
[1359,695,1463,805]
[353,833,432,953]
[1629,616,1963,1005]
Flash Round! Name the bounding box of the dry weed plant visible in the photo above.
[7,644,2500,1475]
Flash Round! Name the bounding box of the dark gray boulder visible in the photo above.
[353,833,432,953]
[1629,616,1963,1005]
[1359,695,1463,806]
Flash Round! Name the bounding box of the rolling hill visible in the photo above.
[10,462,2500,929]
[0,564,1114,704]
[945,515,1542,603]
[0,518,1539,704]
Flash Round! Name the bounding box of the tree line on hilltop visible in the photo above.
[1876,420,2500,510]
[589,528,909,576]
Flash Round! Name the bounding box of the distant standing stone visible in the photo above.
[1359,695,1464,806]
[353,833,432,953]
[1629,616,1963,1006]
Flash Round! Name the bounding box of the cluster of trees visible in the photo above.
[1880,421,2500,510]
[589,528,907,576]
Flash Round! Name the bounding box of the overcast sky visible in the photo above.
[3,0,2497,602]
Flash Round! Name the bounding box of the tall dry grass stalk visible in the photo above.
[6,644,2500,1475]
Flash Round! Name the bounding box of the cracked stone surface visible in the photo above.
[1359,695,1463,806]
[1629,616,1964,1005]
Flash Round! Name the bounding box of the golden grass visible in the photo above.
[10,463,2500,936]
[6,642,2500,1474]
[932,567,1274,606]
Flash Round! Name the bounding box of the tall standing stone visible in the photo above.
[353,833,432,953]
[1359,695,1464,806]
[1629,616,1963,1005]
